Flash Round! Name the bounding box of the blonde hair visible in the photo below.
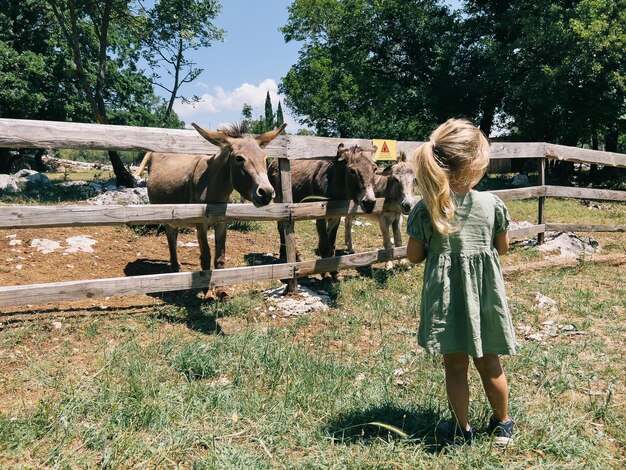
[413,118,490,234]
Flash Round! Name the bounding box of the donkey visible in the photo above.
[137,122,285,298]
[344,152,417,269]
[268,144,378,280]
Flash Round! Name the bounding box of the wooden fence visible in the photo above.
[0,118,625,308]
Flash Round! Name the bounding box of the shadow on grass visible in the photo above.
[243,252,280,266]
[124,259,226,335]
[322,403,442,452]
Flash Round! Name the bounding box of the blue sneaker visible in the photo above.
[486,416,515,446]
[437,420,473,447]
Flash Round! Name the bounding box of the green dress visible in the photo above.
[406,191,516,357]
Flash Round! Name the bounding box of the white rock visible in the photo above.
[535,292,557,309]
[31,239,62,254]
[65,236,97,253]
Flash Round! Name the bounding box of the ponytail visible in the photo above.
[413,118,491,235]
[414,142,456,235]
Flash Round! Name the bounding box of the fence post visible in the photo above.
[278,157,298,293]
[537,156,546,245]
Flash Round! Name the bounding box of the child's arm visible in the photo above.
[494,231,509,255]
[407,236,426,263]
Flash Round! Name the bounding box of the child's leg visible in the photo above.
[443,352,470,430]
[473,354,510,422]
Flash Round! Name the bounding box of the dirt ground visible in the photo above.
[0,224,290,319]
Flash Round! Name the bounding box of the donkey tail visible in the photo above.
[135,151,153,177]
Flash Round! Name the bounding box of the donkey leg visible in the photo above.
[326,217,343,281]
[213,222,227,270]
[195,223,212,270]
[315,219,332,281]
[392,215,409,267]
[165,225,180,272]
[379,214,394,270]
[345,215,355,254]
[195,223,215,300]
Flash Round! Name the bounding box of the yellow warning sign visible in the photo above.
[372,139,397,161]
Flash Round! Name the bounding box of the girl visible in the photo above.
[406,118,516,446]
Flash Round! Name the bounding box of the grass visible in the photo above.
[0,175,625,467]
[1,259,624,468]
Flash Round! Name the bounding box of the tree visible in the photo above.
[139,0,224,126]
[264,91,274,130]
[280,0,466,139]
[276,101,285,128]
[46,0,145,186]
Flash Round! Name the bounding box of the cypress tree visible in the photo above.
[264,91,273,131]
[276,101,285,129]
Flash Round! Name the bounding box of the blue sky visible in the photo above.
[167,1,461,131]
[170,0,300,130]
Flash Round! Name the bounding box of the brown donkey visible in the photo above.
[137,122,285,297]
[345,152,417,269]
[268,144,378,279]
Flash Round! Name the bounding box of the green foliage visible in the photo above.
[280,0,463,139]
[240,95,284,134]
[281,0,626,151]
[264,91,274,130]
[139,0,224,125]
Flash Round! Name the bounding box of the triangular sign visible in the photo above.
[381,141,390,153]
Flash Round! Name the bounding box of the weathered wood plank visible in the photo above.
[503,254,626,276]
[0,203,293,229]
[491,186,546,200]
[278,158,298,292]
[287,135,545,160]
[509,224,546,239]
[0,186,558,230]
[3,119,626,167]
[294,247,407,277]
[537,158,547,245]
[0,118,288,157]
[0,264,296,307]
[545,143,626,168]
[545,186,626,201]
[545,223,626,233]
[0,247,407,308]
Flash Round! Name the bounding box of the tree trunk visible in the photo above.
[107,151,134,187]
[50,0,135,188]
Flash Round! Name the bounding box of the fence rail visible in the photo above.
[2,118,624,167]
[1,118,625,309]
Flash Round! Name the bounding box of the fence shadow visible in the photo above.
[322,403,442,452]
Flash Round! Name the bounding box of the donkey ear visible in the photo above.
[256,123,287,148]
[336,143,348,161]
[398,151,407,162]
[192,123,233,147]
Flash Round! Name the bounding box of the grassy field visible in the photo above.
[0,178,625,468]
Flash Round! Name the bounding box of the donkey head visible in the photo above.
[192,122,286,207]
[336,144,378,213]
[377,151,417,214]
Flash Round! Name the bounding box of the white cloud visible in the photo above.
[174,79,281,119]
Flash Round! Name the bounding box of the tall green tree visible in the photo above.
[264,91,274,130]
[46,0,147,186]
[280,0,466,139]
[276,101,285,128]
[139,0,224,126]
